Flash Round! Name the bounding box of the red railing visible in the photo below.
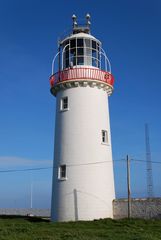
[50,68,114,87]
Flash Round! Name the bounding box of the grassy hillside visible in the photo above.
[0,216,161,240]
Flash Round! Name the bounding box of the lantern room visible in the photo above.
[52,14,111,74]
[50,14,114,96]
[61,33,101,69]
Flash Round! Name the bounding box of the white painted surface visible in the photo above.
[61,32,100,45]
[51,85,115,221]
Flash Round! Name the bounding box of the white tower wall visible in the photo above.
[51,85,115,221]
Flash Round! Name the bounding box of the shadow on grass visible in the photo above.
[0,215,50,222]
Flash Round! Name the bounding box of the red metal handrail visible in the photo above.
[50,68,114,87]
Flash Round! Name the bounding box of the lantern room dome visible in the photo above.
[60,32,100,45]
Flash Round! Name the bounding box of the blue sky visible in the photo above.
[0,0,161,208]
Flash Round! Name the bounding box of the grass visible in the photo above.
[0,216,161,240]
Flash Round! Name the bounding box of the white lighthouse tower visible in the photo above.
[50,14,115,222]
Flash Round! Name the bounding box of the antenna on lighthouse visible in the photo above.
[72,14,77,28]
[72,14,91,34]
[86,13,91,27]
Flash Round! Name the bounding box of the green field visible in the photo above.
[0,216,161,240]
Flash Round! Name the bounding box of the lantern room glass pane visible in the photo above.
[77,57,84,65]
[70,48,76,58]
[85,47,92,57]
[77,39,83,47]
[92,40,96,49]
[92,49,97,58]
[84,39,91,48]
[77,47,84,56]
[92,58,98,67]
[65,49,69,59]
[85,56,92,66]
[97,42,100,51]
[65,58,69,68]
[63,40,69,49]
[70,56,76,65]
[70,39,76,49]
[69,47,76,67]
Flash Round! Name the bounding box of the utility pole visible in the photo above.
[127,155,131,218]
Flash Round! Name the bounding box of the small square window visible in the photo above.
[102,130,108,143]
[61,97,68,111]
[58,165,67,180]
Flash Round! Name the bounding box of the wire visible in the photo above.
[1,158,160,174]
[131,159,161,164]
[54,160,117,168]
[0,159,125,173]
[0,167,52,173]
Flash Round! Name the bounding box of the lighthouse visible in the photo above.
[50,14,115,222]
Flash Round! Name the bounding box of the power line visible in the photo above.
[0,159,124,173]
[131,159,161,164]
[0,158,160,174]
[0,167,52,173]
[56,159,124,168]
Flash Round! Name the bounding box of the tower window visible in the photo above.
[102,130,108,143]
[60,97,68,111]
[58,165,67,180]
